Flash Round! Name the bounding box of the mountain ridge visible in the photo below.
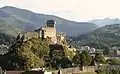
[0,6,98,36]
[88,18,120,27]
[69,24,120,49]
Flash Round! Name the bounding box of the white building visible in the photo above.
[81,46,90,51]
[89,47,96,53]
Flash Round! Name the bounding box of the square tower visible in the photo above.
[41,20,57,43]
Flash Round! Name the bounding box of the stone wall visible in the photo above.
[97,65,120,70]
[52,66,95,74]
[6,71,23,74]
[42,27,56,38]
[5,65,120,74]
[83,66,95,72]
[42,27,57,43]
[23,32,39,41]
[5,71,43,74]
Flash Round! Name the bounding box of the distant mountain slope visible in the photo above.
[70,24,120,49]
[0,20,23,45]
[89,18,120,27]
[0,20,23,37]
[0,6,98,36]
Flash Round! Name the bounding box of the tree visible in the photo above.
[81,51,92,66]
[95,52,105,64]
[106,59,120,65]
[72,54,80,66]
[20,51,45,70]
[72,50,92,67]
[49,44,65,69]
[80,53,87,67]
[0,37,50,70]
[59,57,72,68]
[103,49,109,56]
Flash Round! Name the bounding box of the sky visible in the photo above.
[0,0,120,22]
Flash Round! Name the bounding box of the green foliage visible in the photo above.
[18,38,50,70]
[103,49,110,56]
[49,44,65,58]
[49,44,73,69]
[19,51,45,70]
[0,33,76,70]
[72,54,80,66]
[59,57,72,68]
[64,46,75,60]
[106,59,120,65]
[72,50,92,67]
[0,20,23,37]
[0,19,23,46]
[27,38,50,57]
[95,52,105,64]
[0,32,15,45]
[96,69,120,74]
[50,56,72,69]
[79,51,92,66]
[69,24,120,49]
[0,37,50,70]
[80,53,87,66]
[81,51,92,65]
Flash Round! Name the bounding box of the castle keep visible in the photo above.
[22,20,64,44]
[37,20,57,43]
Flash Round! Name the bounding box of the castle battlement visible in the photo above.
[20,20,65,44]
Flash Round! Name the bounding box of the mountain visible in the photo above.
[0,6,98,36]
[70,24,120,49]
[0,20,23,45]
[0,20,23,37]
[89,18,120,27]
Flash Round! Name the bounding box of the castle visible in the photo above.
[22,20,65,44]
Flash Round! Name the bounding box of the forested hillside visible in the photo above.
[69,24,120,49]
[0,37,75,70]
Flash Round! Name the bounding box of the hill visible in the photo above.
[0,6,98,36]
[0,35,75,70]
[0,20,23,37]
[89,18,120,27]
[69,24,120,49]
[0,20,23,45]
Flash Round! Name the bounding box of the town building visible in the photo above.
[77,46,96,57]
[81,46,90,51]
[109,46,120,57]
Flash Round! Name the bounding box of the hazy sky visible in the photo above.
[0,0,120,21]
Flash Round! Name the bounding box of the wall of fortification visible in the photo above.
[52,66,95,74]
